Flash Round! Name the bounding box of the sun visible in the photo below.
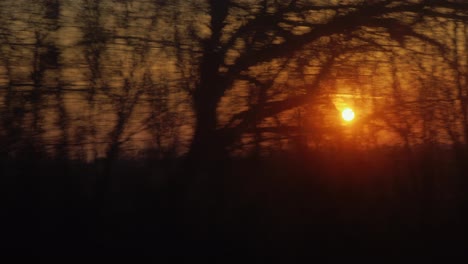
[341,107,355,122]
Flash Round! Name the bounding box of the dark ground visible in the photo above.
[1,148,468,259]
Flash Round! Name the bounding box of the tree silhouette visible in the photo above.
[179,0,468,166]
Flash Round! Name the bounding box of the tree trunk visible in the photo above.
[187,99,225,163]
[169,1,232,243]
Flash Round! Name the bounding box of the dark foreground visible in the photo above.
[1,149,468,259]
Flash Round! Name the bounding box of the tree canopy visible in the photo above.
[0,0,467,162]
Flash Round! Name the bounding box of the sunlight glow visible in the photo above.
[341,107,355,122]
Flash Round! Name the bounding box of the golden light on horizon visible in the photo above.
[341,107,355,122]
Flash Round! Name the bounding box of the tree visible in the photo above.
[176,0,468,167]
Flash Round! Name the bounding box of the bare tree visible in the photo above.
[169,0,468,168]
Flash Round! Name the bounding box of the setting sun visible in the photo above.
[342,107,355,122]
